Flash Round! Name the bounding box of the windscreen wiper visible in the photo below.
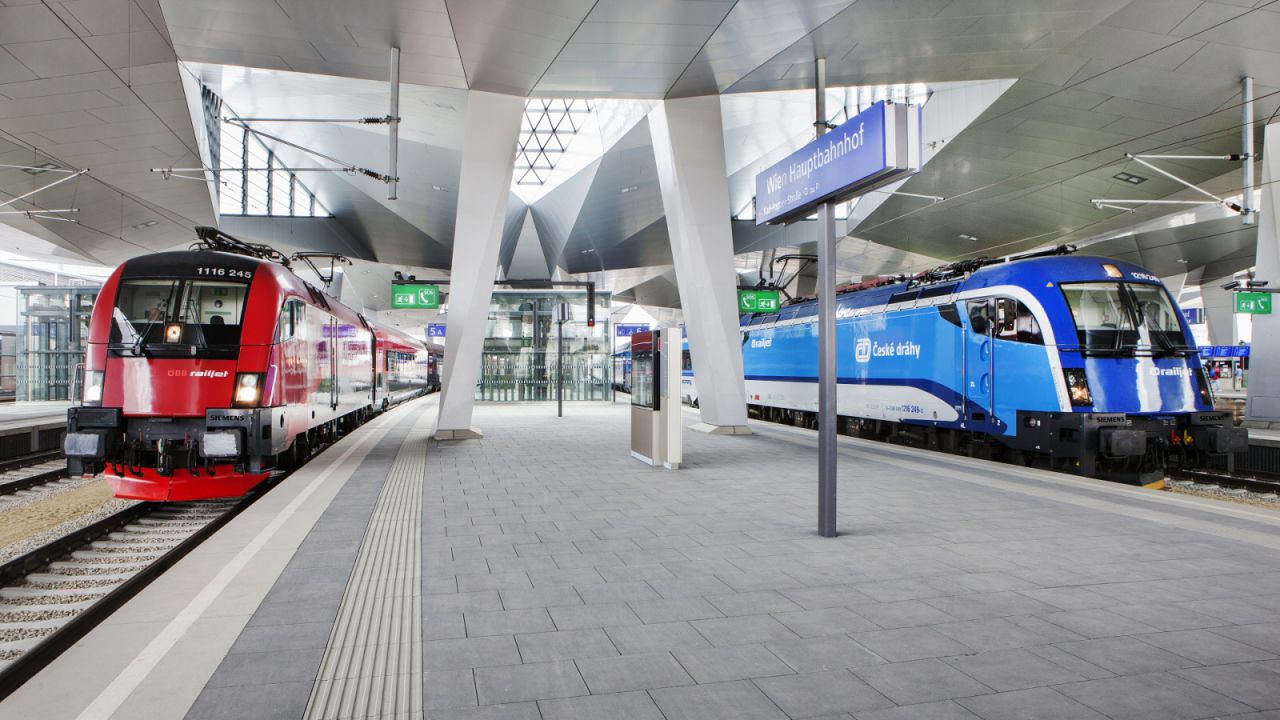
[111,308,147,356]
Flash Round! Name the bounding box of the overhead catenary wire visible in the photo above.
[224,120,397,184]
[0,169,88,209]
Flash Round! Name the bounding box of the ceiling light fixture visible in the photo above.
[958,233,979,242]
[620,185,639,194]
[21,163,60,175]
[1112,171,1147,184]
[131,220,159,229]
[431,185,450,192]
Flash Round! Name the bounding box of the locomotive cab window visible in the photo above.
[967,300,991,334]
[115,279,180,332]
[1061,282,1185,355]
[176,280,247,346]
[112,278,246,352]
[993,298,1043,345]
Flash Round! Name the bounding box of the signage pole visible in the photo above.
[388,47,400,201]
[557,303,566,418]
[1242,76,1254,226]
[815,57,838,538]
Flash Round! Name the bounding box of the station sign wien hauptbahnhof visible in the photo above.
[755,101,921,225]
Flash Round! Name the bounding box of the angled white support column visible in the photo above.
[1247,123,1280,426]
[1200,282,1237,347]
[435,91,524,440]
[650,96,750,435]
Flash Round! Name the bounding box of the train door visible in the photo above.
[328,317,339,410]
[964,298,994,425]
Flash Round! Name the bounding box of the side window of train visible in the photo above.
[277,302,291,341]
[993,297,1044,345]
[967,300,991,335]
[278,299,306,341]
[938,303,963,328]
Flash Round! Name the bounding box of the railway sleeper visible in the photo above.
[0,586,112,601]
[25,572,134,586]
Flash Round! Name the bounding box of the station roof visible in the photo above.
[0,0,1274,308]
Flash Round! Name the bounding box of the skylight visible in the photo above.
[515,99,593,186]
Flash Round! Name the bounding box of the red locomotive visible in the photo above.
[63,227,440,501]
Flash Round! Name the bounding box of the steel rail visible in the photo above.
[0,475,283,699]
[0,467,68,496]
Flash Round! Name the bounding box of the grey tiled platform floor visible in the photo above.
[425,404,1280,720]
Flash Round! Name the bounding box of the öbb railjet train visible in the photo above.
[63,230,440,501]
[733,252,1247,483]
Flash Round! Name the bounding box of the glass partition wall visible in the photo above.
[17,286,100,401]
[477,290,612,402]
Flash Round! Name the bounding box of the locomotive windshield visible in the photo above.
[1061,282,1189,356]
[113,278,248,355]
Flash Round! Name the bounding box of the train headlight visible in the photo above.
[1063,368,1093,407]
[233,373,263,407]
[164,323,183,343]
[1195,366,1213,405]
[82,370,104,406]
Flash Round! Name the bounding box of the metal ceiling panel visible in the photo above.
[160,0,468,87]
[667,0,857,97]
[444,0,593,95]
[0,0,214,268]
[532,0,732,98]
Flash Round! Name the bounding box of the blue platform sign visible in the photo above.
[1181,307,1203,325]
[755,101,920,225]
[427,323,446,339]
[616,323,649,338]
[1232,345,1250,358]
[1199,346,1214,359]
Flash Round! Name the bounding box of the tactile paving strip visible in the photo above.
[302,410,432,719]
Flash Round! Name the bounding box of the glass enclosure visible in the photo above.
[17,286,100,401]
[476,290,612,402]
[0,331,15,402]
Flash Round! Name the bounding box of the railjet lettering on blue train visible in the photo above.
[855,337,921,363]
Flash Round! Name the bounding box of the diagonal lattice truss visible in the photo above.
[515,99,592,186]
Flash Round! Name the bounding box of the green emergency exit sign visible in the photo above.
[391,284,440,309]
[738,289,780,313]
[1236,291,1272,315]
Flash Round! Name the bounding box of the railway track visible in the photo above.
[0,461,68,497]
[1166,468,1280,498]
[0,448,68,497]
[0,449,63,475]
[0,477,280,699]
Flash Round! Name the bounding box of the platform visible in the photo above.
[0,401,71,461]
[3,396,1280,720]
[0,401,71,431]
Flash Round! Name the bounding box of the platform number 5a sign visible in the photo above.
[738,289,781,313]
[1236,291,1273,315]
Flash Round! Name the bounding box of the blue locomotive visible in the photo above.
[735,250,1248,483]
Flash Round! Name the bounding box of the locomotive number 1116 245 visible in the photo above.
[196,267,253,280]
